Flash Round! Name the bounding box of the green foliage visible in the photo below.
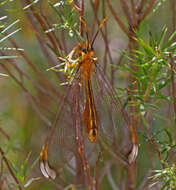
[144,129,176,163]
[47,1,84,42]
[47,49,81,85]
[9,153,40,188]
[153,0,169,13]
[121,26,176,117]
[0,0,10,6]
[151,164,176,190]
[0,19,22,60]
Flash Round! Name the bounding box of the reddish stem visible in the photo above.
[138,0,156,23]
[107,0,133,39]
[0,148,22,190]
[170,53,176,126]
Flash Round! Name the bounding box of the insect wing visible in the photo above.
[95,64,138,163]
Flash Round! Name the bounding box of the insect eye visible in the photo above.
[91,47,94,51]
[82,48,87,53]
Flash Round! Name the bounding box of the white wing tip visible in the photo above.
[128,143,138,164]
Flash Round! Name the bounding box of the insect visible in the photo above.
[79,20,103,142]
[39,16,138,180]
[39,17,107,179]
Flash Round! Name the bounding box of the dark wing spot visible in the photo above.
[92,129,96,137]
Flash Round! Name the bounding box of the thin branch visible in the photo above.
[40,13,63,52]
[137,170,152,190]
[0,128,10,140]
[138,0,156,23]
[80,0,84,37]
[69,1,81,13]
[102,0,108,74]
[8,38,62,99]
[0,148,22,190]
[46,85,72,144]
[148,136,165,169]
[90,0,100,40]
[130,0,138,28]
[90,0,115,87]
[0,64,53,127]
[98,138,129,168]
[99,160,114,183]
[75,83,93,190]
[107,0,133,39]
[48,178,64,190]
[21,0,64,81]
[26,94,52,127]
[116,53,124,66]
[119,0,132,25]
[1,52,58,102]
[170,53,176,126]
[136,0,146,13]
[96,65,130,127]
[23,0,59,54]
[94,151,102,190]
[107,164,119,190]
[170,0,176,31]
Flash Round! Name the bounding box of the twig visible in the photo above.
[0,148,22,190]
[134,59,159,120]
[137,169,152,190]
[136,0,145,13]
[48,178,64,190]
[99,160,114,183]
[102,0,108,74]
[75,83,93,190]
[69,0,81,13]
[98,138,129,168]
[8,37,62,99]
[96,65,130,127]
[80,0,84,37]
[130,0,137,28]
[138,0,156,23]
[26,94,52,126]
[169,53,176,126]
[148,136,165,169]
[107,164,119,190]
[23,0,59,53]
[90,0,100,40]
[94,151,102,190]
[46,85,72,144]
[90,0,115,87]
[0,64,53,127]
[170,0,176,31]
[21,0,64,81]
[0,128,10,140]
[1,51,58,102]
[107,0,133,39]
[116,53,124,66]
[119,0,132,25]
[40,13,63,52]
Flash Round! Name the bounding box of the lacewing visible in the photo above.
[40,16,138,179]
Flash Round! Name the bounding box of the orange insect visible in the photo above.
[79,17,107,142]
[39,17,107,179]
[39,16,138,180]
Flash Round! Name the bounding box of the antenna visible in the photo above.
[80,17,89,49]
[91,17,108,48]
